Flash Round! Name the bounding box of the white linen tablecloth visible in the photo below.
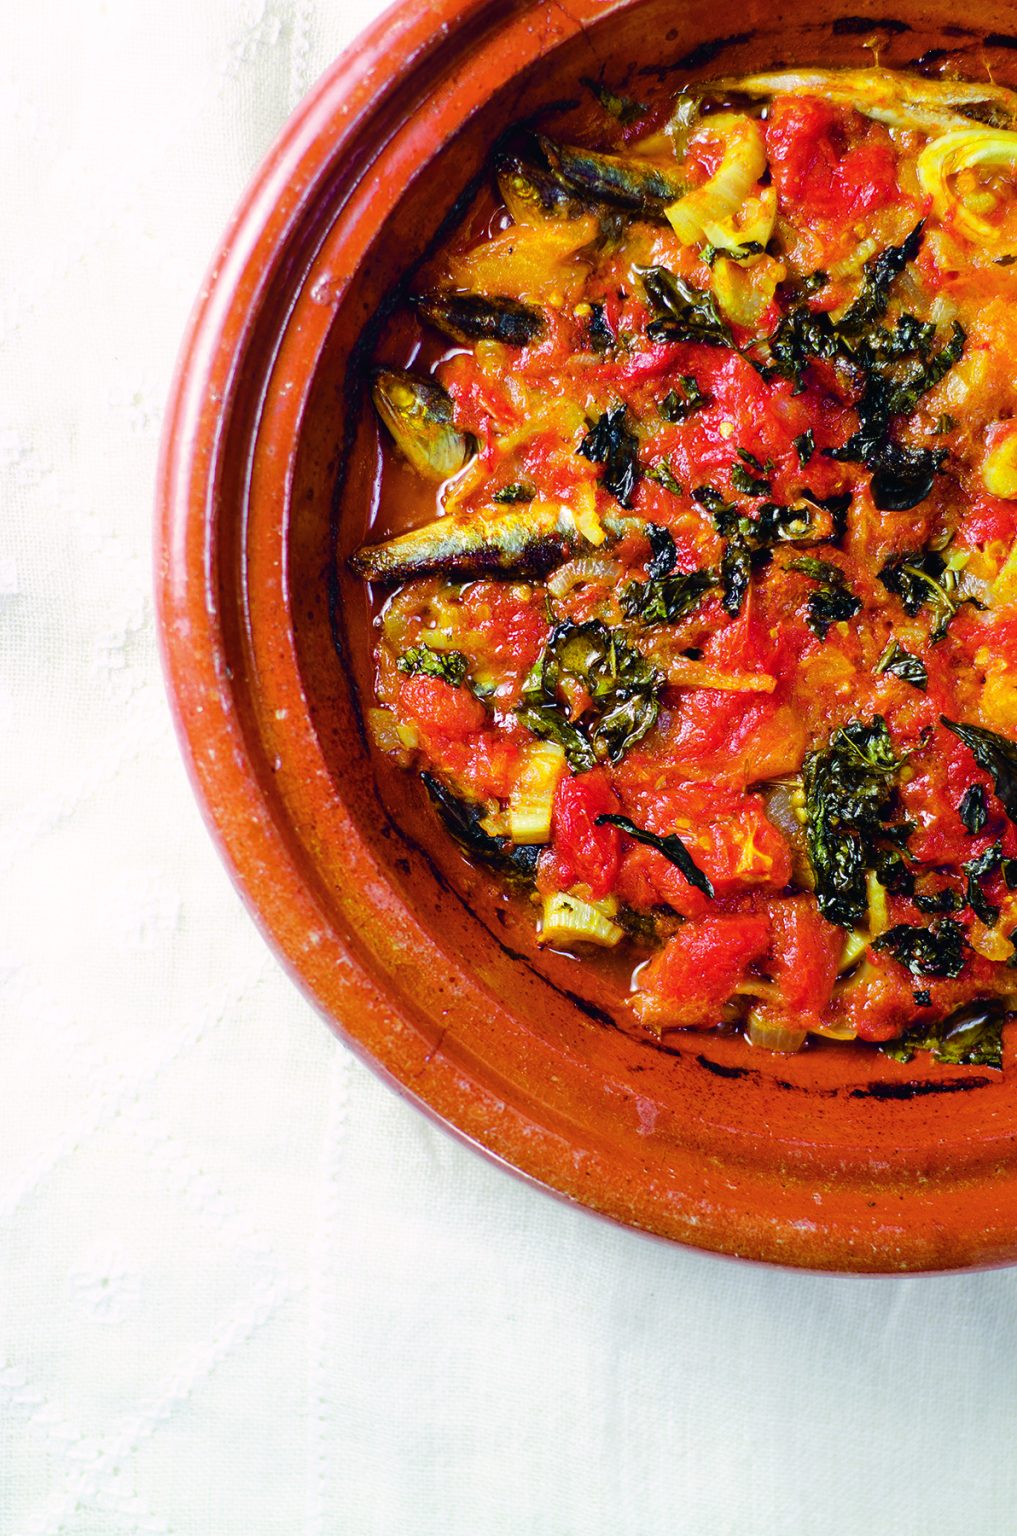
[3,3,1017,1531]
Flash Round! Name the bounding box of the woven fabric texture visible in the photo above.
[2,3,1017,1532]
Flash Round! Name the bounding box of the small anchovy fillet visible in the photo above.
[371,368,473,481]
[495,150,587,223]
[413,290,545,347]
[539,135,686,215]
[351,501,634,583]
[710,68,1017,134]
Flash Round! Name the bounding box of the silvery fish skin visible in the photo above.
[371,368,473,481]
[413,291,546,347]
[495,150,588,223]
[351,502,635,583]
[538,136,686,215]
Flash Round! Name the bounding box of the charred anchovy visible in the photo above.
[495,149,587,222]
[351,502,636,583]
[413,291,545,347]
[539,136,686,215]
[370,368,473,481]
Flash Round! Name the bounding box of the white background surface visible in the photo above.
[3,2,1017,1531]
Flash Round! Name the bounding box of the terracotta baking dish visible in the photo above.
[156,0,1017,1271]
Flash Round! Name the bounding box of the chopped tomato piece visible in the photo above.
[633,913,771,1031]
[541,769,621,900]
[398,675,486,743]
[765,896,843,1032]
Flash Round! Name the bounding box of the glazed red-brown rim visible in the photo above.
[157,0,1017,1272]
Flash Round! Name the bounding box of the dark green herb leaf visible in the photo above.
[646,460,684,494]
[963,840,1003,925]
[793,429,815,466]
[837,222,925,335]
[577,406,641,508]
[878,552,974,642]
[622,565,715,626]
[422,773,541,878]
[789,557,861,639]
[959,784,989,835]
[875,638,927,691]
[659,374,708,421]
[913,885,961,914]
[720,538,752,617]
[492,481,535,504]
[802,716,905,927]
[594,813,714,898]
[587,302,616,353]
[942,718,1017,825]
[646,523,677,580]
[769,305,840,391]
[872,918,967,978]
[398,646,470,686]
[639,265,734,348]
[580,76,648,126]
[521,619,662,765]
[516,702,596,772]
[880,999,1006,1067]
[933,412,957,435]
[730,461,772,497]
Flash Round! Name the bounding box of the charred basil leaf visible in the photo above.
[963,839,1003,926]
[880,998,1006,1067]
[587,302,616,353]
[875,638,927,691]
[639,265,734,348]
[422,773,541,878]
[789,556,861,639]
[837,222,926,335]
[802,716,906,927]
[594,813,714,898]
[878,552,975,641]
[646,523,678,580]
[942,718,1017,825]
[793,428,815,466]
[769,304,840,392]
[622,565,715,626]
[730,461,772,498]
[913,885,962,914]
[577,406,641,508]
[398,646,470,686]
[872,918,967,978]
[660,374,708,421]
[959,783,989,835]
[720,537,753,618]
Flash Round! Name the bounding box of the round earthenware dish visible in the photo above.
[157,0,1017,1271]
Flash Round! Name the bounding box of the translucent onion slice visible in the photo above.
[538,891,624,948]
[665,113,766,246]
[546,554,621,598]
[746,1009,808,1054]
[917,127,1017,241]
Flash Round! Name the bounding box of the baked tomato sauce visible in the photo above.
[353,68,1017,1062]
